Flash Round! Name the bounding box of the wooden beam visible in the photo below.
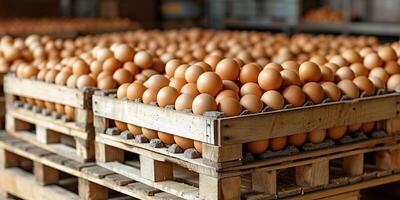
[33,161,59,185]
[78,178,108,200]
[252,170,276,195]
[343,154,364,176]
[139,155,173,182]
[296,160,329,187]
[95,142,124,163]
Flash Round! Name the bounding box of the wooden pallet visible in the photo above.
[93,90,400,167]
[0,132,182,200]
[0,71,7,129]
[94,130,400,200]
[4,74,96,162]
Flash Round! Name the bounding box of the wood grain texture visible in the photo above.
[343,154,364,176]
[296,160,329,187]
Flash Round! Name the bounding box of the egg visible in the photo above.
[35,99,45,108]
[288,133,307,147]
[270,137,287,151]
[240,82,263,97]
[280,69,302,87]
[335,67,355,81]
[378,46,397,62]
[65,105,75,120]
[123,62,140,76]
[327,126,347,140]
[181,83,200,96]
[363,53,382,69]
[113,68,132,85]
[22,66,39,78]
[320,66,334,82]
[321,82,341,101]
[174,136,194,150]
[55,104,65,115]
[165,59,182,78]
[204,55,222,70]
[97,76,117,90]
[185,65,205,83]
[192,94,217,115]
[117,83,130,99]
[324,63,339,73]
[387,74,400,90]
[45,69,59,83]
[193,141,202,154]
[264,62,283,72]
[342,49,362,64]
[102,57,121,73]
[215,58,240,81]
[302,82,324,104]
[299,61,321,82]
[158,132,175,145]
[175,94,194,111]
[144,74,170,91]
[337,80,360,99]
[353,76,376,96]
[309,55,327,65]
[126,82,146,100]
[142,128,158,139]
[142,88,158,104]
[369,76,385,89]
[222,80,240,93]
[281,60,299,72]
[134,51,153,69]
[308,129,326,144]
[240,94,263,113]
[361,121,375,133]
[55,71,71,85]
[127,124,142,135]
[115,120,128,131]
[174,64,190,79]
[44,101,55,111]
[215,90,240,103]
[258,68,282,90]
[261,90,284,110]
[384,61,400,75]
[72,59,90,75]
[169,78,187,91]
[282,85,305,107]
[218,97,242,116]
[197,72,223,96]
[114,44,134,62]
[245,140,269,154]
[348,123,362,132]
[329,55,348,67]
[97,71,113,81]
[350,63,369,77]
[240,63,261,84]
[157,86,179,107]
[76,75,96,88]
[369,68,389,83]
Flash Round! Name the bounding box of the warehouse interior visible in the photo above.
[0,0,400,200]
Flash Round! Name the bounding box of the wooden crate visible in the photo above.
[0,72,7,129]
[0,132,182,200]
[4,74,96,162]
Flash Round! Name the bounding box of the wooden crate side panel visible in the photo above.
[220,93,400,145]
[93,94,217,144]
[4,75,90,109]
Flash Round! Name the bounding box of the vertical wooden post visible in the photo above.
[296,160,329,187]
[139,155,173,182]
[93,116,109,133]
[34,161,59,185]
[0,148,18,169]
[6,113,31,133]
[383,118,400,135]
[76,138,94,161]
[343,154,364,176]
[252,170,276,195]
[75,108,93,127]
[376,149,400,170]
[199,174,241,200]
[78,178,108,200]
[95,142,124,163]
[36,125,60,144]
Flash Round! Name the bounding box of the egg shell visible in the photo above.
[387,74,400,90]
[353,76,376,96]
[215,58,240,81]
[281,61,299,72]
[302,82,324,104]
[327,126,347,140]
[369,76,385,89]
[55,71,71,85]
[169,78,187,91]
[204,55,222,70]
[384,61,400,75]
[113,68,133,85]
[76,75,96,88]
[378,46,397,62]
[197,72,223,96]
[174,64,190,79]
[115,120,128,131]
[329,55,348,67]
[270,137,287,151]
[261,90,284,110]
[308,129,326,144]
[282,85,306,107]
[361,121,375,133]
[240,63,261,84]
[181,83,200,96]
[165,59,182,78]
[103,57,121,73]
[192,93,217,115]
[123,62,140,76]
[335,67,355,81]
[142,128,158,140]
[97,76,117,90]
[126,82,146,100]
[218,97,242,116]
[264,62,283,72]
[174,136,194,150]
[240,94,263,113]
[142,88,158,104]
[158,132,175,145]
[337,80,360,99]
[246,140,269,154]
[144,74,170,91]
[117,83,130,99]
[342,49,362,64]
[157,86,179,107]
[288,133,307,147]
[280,69,302,87]
[193,141,202,154]
[363,53,383,69]
[222,80,240,93]
[72,59,90,75]
[175,94,194,111]
[348,123,362,132]
[127,124,142,135]
[134,51,153,69]
[114,44,134,62]
[240,82,263,97]
[185,65,205,83]
[65,106,75,120]
[369,68,389,83]
[258,68,282,90]
[350,63,369,77]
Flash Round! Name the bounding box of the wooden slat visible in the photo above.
[4,75,92,109]
[92,94,217,144]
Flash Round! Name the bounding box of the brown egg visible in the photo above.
[348,123,362,132]
[310,55,327,65]
[173,64,189,80]
[329,55,348,67]
[114,44,134,62]
[321,82,341,101]
[181,83,200,96]
[361,121,375,133]
[337,80,360,99]
[281,60,299,72]
[134,51,153,69]
[197,72,223,96]
[378,46,397,62]
[157,86,179,107]
[299,61,321,82]
[387,74,400,90]
[240,82,263,97]
[65,105,75,120]
[384,61,400,75]
[169,78,186,91]
[302,82,324,104]
[185,65,205,83]
[327,126,347,140]
[218,97,242,116]
[26,98,35,105]
[280,69,302,87]
[142,128,158,140]
[270,137,287,151]
[369,76,385,89]
[123,62,140,76]
[35,99,45,108]
[165,59,182,78]
[175,94,194,111]
[22,66,39,78]
[174,136,194,150]
[308,129,326,144]
[350,63,369,77]
[55,104,65,115]
[55,72,71,85]
[127,124,142,135]
[288,133,307,147]
[158,132,175,145]
[240,94,263,113]
[95,48,113,61]
[258,68,282,90]
[44,101,55,111]
[66,74,79,88]
[144,74,170,91]
[320,67,334,82]
[240,63,261,84]
[261,90,284,110]
[97,76,117,90]
[222,80,240,93]
[204,55,222,70]
[282,85,305,107]
[113,68,132,85]
[215,90,240,103]
[45,69,59,83]
[353,76,376,96]
[117,83,130,99]
[126,82,146,100]
[342,49,362,64]
[335,67,355,81]
[192,93,217,115]
[193,141,202,154]
[194,62,212,72]
[324,62,339,73]
[264,62,283,72]
[369,68,389,83]
[246,140,269,154]
[102,58,121,73]
[72,59,90,75]
[142,88,158,104]
[115,120,128,131]
[97,71,113,81]
[215,58,240,81]
[364,53,382,69]
[77,75,96,88]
